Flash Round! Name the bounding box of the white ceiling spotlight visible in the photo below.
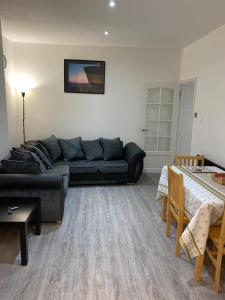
[104,31,109,36]
[109,1,116,8]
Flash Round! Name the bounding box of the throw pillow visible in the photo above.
[2,159,43,174]
[26,140,52,162]
[58,137,84,161]
[100,137,124,160]
[10,149,46,173]
[21,144,52,169]
[39,135,62,162]
[81,139,104,161]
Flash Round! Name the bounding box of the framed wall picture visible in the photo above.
[64,59,105,94]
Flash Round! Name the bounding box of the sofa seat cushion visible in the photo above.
[99,160,128,174]
[47,165,70,178]
[70,160,100,174]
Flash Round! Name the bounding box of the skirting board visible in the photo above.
[144,168,161,174]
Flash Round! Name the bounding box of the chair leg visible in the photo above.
[161,197,167,222]
[175,222,183,257]
[214,249,223,293]
[166,205,172,237]
[195,255,204,281]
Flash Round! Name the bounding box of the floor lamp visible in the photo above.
[13,74,35,143]
[21,91,26,143]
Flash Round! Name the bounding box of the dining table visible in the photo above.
[157,165,225,279]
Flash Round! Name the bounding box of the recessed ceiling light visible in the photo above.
[104,31,109,35]
[109,1,116,8]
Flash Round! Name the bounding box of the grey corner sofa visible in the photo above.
[0,138,146,223]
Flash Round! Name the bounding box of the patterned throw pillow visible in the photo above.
[27,141,52,162]
[21,144,52,169]
[58,137,84,161]
[10,149,46,173]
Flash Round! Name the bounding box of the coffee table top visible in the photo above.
[0,197,40,223]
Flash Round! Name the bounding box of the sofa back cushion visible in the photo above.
[39,135,62,162]
[2,159,43,174]
[81,139,104,161]
[58,138,84,161]
[100,137,124,161]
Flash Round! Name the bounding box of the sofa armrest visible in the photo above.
[124,142,146,182]
[0,174,63,190]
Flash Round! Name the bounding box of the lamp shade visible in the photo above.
[11,73,36,93]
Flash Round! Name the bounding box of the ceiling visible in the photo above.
[1,0,225,48]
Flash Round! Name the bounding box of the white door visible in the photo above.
[141,83,179,173]
[176,80,196,155]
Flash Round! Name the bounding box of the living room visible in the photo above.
[0,0,225,299]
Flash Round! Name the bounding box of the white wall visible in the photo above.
[2,37,17,148]
[0,21,9,159]
[180,24,225,166]
[11,43,180,148]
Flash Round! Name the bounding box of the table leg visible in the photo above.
[20,223,28,266]
[35,199,41,235]
[195,255,204,281]
[160,196,167,222]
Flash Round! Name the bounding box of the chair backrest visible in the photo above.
[175,155,205,167]
[168,166,185,218]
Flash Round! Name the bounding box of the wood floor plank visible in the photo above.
[0,174,224,299]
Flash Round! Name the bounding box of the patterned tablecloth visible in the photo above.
[157,166,225,259]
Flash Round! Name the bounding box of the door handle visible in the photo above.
[142,129,148,132]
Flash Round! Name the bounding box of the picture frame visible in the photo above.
[64,59,105,94]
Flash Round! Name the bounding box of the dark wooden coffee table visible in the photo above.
[0,197,41,266]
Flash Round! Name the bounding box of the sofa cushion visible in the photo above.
[39,135,62,162]
[46,165,70,178]
[100,137,123,161]
[58,138,84,161]
[81,139,104,161]
[99,160,128,174]
[70,160,100,174]
[10,149,47,173]
[21,144,52,169]
[26,140,52,162]
[1,160,43,174]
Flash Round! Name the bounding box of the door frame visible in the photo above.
[175,77,197,155]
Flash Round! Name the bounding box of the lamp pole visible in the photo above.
[21,92,26,143]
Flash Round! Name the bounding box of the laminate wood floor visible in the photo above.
[0,174,224,300]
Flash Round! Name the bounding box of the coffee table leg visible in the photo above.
[20,223,28,266]
[35,200,41,235]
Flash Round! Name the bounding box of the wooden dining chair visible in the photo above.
[166,166,189,256]
[198,209,225,293]
[160,155,204,222]
[174,155,205,167]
